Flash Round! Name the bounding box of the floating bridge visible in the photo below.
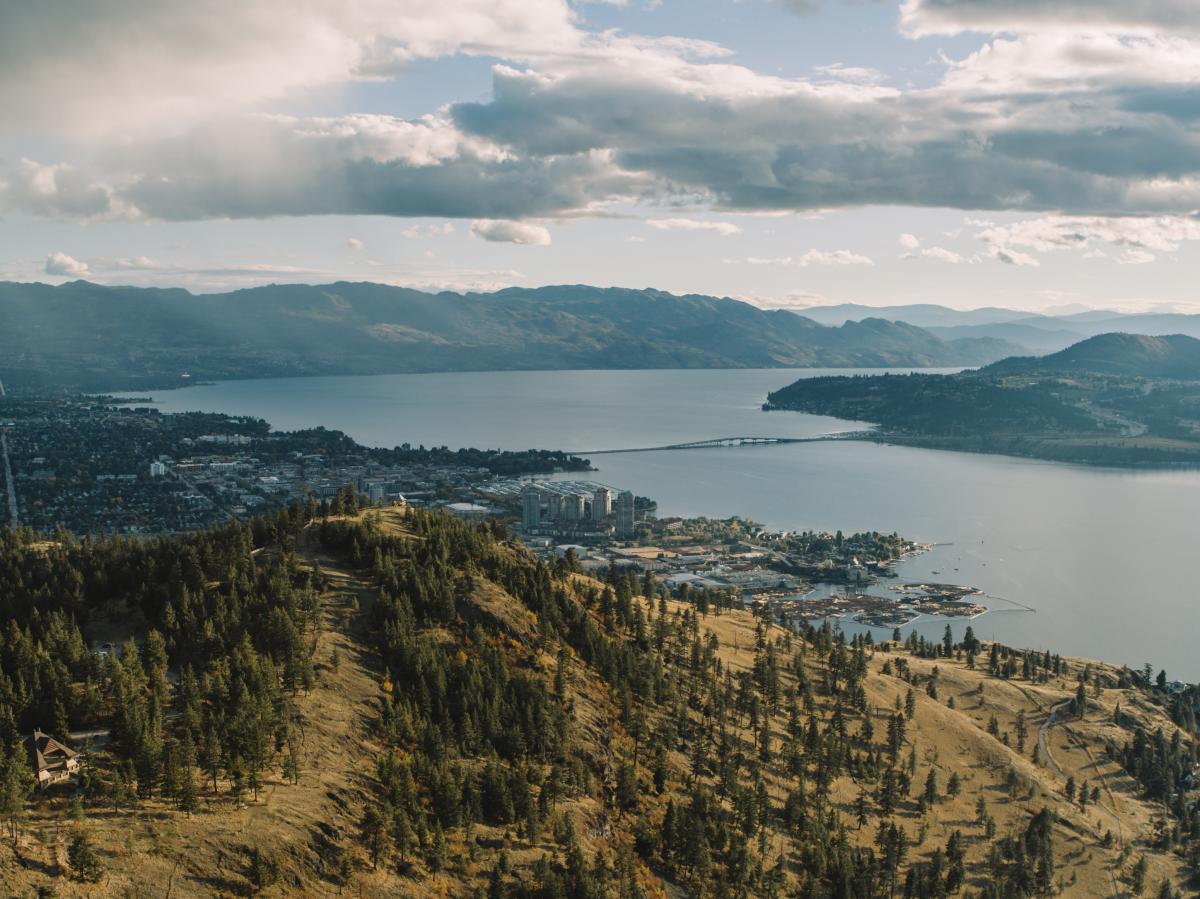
[582,435,850,455]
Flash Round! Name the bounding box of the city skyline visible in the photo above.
[3,1,1200,312]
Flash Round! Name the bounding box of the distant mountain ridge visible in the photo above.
[984,332,1200,379]
[0,280,1021,390]
[788,302,1200,356]
[789,302,1045,328]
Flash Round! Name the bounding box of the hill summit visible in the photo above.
[984,333,1200,379]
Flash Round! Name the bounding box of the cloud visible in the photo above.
[97,113,644,221]
[903,245,967,263]
[1116,248,1156,265]
[449,48,1200,217]
[730,249,874,267]
[470,219,552,245]
[94,255,331,279]
[25,252,524,292]
[0,0,581,133]
[646,217,740,236]
[44,252,90,277]
[974,214,1200,266]
[898,233,921,249]
[8,0,1200,231]
[758,291,829,309]
[1,159,120,219]
[989,246,1040,266]
[900,0,1200,37]
[811,63,886,85]
[346,238,364,250]
[922,246,966,263]
[797,249,874,267]
[401,223,456,239]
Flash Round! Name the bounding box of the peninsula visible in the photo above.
[764,333,1200,467]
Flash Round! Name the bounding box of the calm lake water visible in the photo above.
[125,369,1200,679]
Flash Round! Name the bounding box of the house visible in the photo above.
[24,730,82,789]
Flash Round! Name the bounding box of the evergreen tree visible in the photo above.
[68,831,105,883]
[0,739,34,847]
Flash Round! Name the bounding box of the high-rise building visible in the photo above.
[521,486,542,530]
[546,492,562,520]
[149,461,167,477]
[592,487,613,521]
[616,490,635,537]
[561,492,585,521]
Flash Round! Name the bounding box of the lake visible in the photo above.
[124,368,1200,679]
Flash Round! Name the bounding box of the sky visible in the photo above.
[4,0,1200,312]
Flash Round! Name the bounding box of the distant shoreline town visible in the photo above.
[0,392,1000,634]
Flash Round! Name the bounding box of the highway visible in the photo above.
[1,430,16,528]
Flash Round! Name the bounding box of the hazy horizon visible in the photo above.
[9,276,1199,318]
[5,1,1200,313]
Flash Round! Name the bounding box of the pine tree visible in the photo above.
[924,768,939,805]
[68,831,105,883]
[359,803,393,869]
[0,739,34,847]
[177,732,199,815]
[1131,854,1148,895]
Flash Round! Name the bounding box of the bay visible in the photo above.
[123,368,1200,679]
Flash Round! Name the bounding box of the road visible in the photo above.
[1036,698,1072,777]
[1037,698,1123,898]
[1,430,17,528]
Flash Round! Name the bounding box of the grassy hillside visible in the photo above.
[0,507,1195,897]
[0,281,1021,390]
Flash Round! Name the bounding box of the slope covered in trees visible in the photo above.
[0,502,1196,896]
[764,337,1200,467]
[983,334,1200,380]
[0,280,1022,389]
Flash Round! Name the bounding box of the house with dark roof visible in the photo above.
[23,729,81,789]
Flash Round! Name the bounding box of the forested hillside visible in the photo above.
[982,334,1200,380]
[764,336,1200,467]
[0,501,1196,896]
[0,281,1020,389]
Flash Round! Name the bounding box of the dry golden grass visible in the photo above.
[1,514,1190,897]
[659,596,1191,897]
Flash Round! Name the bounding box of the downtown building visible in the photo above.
[616,490,636,537]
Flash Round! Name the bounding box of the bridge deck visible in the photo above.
[581,434,862,454]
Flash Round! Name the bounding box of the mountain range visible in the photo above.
[0,281,1020,390]
[789,301,1200,354]
[985,332,1200,379]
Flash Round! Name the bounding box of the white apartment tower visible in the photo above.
[561,492,585,521]
[592,487,613,521]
